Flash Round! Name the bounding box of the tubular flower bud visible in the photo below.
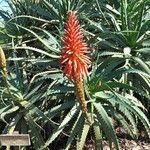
[0,47,7,77]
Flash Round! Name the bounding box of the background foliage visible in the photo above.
[0,0,150,149]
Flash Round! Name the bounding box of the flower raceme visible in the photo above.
[60,11,91,113]
[60,11,90,81]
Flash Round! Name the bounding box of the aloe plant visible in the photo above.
[82,0,150,107]
[0,0,150,150]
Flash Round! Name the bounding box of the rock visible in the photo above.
[103,145,110,150]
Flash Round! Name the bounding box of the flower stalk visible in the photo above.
[60,11,91,116]
[0,47,14,100]
[74,75,87,113]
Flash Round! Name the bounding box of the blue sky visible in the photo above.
[0,0,10,12]
[0,0,11,21]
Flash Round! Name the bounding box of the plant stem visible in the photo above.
[73,77,92,125]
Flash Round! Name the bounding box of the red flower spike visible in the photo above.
[60,11,90,81]
[60,11,91,115]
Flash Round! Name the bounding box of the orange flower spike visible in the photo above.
[60,11,91,113]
